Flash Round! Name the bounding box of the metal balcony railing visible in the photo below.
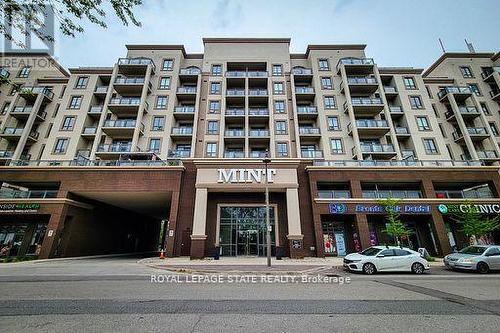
[19,86,54,99]
[299,127,321,135]
[295,87,314,94]
[313,160,484,167]
[225,130,245,137]
[346,77,378,84]
[301,150,324,158]
[297,106,318,114]
[171,127,193,135]
[248,108,269,116]
[97,143,133,152]
[437,86,472,99]
[109,97,141,105]
[226,108,245,116]
[351,97,383,105]
[436,187,494,199]
[249,129,269,137]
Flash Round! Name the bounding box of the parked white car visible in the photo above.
[343,246,430,275]
[444,245,500,273]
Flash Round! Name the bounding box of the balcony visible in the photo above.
[247,71,267,78]
[299,127,321,139]
[226,89,245,96]
[489,89,500,101]
[292,67,313,83]
[173,106,195,119]
[301,150,324,159]
[18,86,54,102]
[170,127,193,139]
[96,143,133,154]
[389,106,404,118]
[337,57,375,74]
[438,86,472,102]
[383,86,398,98]
[0,151,14,159]
[180,67,201,76]
[117,57,155,74]
[248,108,269,119]
[477,150,500,161]
[355,143,396,159]
[114,77,150,94]
[102,119,142,137]
[224,129,245,140]
[342,76,378,94]
[395,126,411,138]
[248,89,268,96]
[225,108,246,118]
[297,106,318,119]
[452,127,489,142]
[362,190,422,199]
[0,67,10,79]
[248,151,267,158]
[445,106,481,121]
[317,190,351,199]
[224,151,245,158]
[88,105,103,117]
[81,127,97,137]
[295,87,315,101]
[10,106,33,120]
[93,86,108,98]
[350,119,389,137]
[348,97,384,116]
[0,188,58,199]
[0,127,23,140]
[225,71,246,78]
[107,97,142,116]
[248,129,270,139]
[170,149,191,158]
[481,66,500,83]
[176,86,197,101]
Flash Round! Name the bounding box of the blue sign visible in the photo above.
[329,203,347,214]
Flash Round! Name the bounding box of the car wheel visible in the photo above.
[411,262,425,274]
[476,262,489,274]
[362,263,376,275]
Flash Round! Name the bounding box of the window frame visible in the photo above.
[158,76,171,90]
[318,58,330,71]
[152,116,165,131]
[327,116,341,131]
[330,138,344,154]
[321,76,333,90]
[162,59,174,71]
[274,100,286,113]
[68,95,83,109]
[206,142,218,157]
[53,138,69,154]
[148,138,162,153]
[155,95,168,109]
[276,142,289,157]
[207,120,219,135]
[415,116,431,131]
[272,64,283,76]
[423,138,439,155]
[211,64,222,76]
[403,76,417,90]
[60,116,76,131]
[324,96,337,109]
[74,76,89,89]
[409,95,423,109]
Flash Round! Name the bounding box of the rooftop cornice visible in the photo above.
[202,38,291,44]
[379,67,424,75]
[69,67,113,74]
[0,51,69,77]
[423,52,496,77]
[125,44,187,57]
[422,77,455,84]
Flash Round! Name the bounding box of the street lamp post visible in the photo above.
[263,152,272,267]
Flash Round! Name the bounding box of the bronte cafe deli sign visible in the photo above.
[329,203,431,214]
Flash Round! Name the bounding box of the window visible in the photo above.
[274,100,285,113]
[1,102,10,114]
[489,122,499,136]
[152,116,165,131]
[53,138,68,154]
[379,249,395,256]
[158,77,171,89]
[403,77,417,90]
[18,66,31,78]
[416,116,430,131]
[210,82,221,94]
[480,103,490,115]
[423,138,438,154]
[162,59,174,71]
[324,96,336,109]
[61,116,76,131]
[68,96,82,109]
[394,249,411,256]
[207,121,219,135]
[149,138,161,153]
[75,76,89,89]
[273,82,284,94]
[330,138,344,154]
[468,84,481,96]
[211,64,222,76]
[409,95,423,109]
[275,121,287,135]
[276,142,288,157]
[321,77,333,89]
[208,100,220,113]
[206,143,217,157]
[155,96,168,109]
[272,64,283,76]
[460,66,474,78]
[327,116,340,130]
[318,58,330,71]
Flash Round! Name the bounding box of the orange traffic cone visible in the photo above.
[159,250,165,259]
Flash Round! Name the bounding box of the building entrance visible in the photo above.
[219,206,276,256]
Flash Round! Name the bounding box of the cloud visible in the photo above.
[212,0,243,30]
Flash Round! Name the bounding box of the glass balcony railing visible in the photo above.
[11,106,33,114]
[337,58,375,69]
[94,86,108,93]
[292,68,313,75]
[437,86,472,99]
[0,151,14,158]
[114,77,145,85]
[317,190,351,199]
[384,86,398,93]
[295,87,314,94]
[248,108,269,116]
[225,71,246,77]
[19,86,54,99]
[117,57,155,69]
[299,127,321,135]
[171,127,193,135]
[226,108,245,116]
[314,160,484,167]
[0,188,58,199]
[249,129,269,137]
[395,127,410,135]
[89,105,103,114]
[297,106,318,114]
[250,151,268,158]
[389,106,404,114]
[82,127,97,134]
[351,97,383,105]
[225,130,245,137]
[103,119,137,128]
[359,143,395,153]
[97,143,133,153]
[362,190,422,199]
[347,77,378,85]
[109,97,141,105]
[180,68,201,75]
[170,150,191,157]
[226,89,245,96]
[248,89,268,96]
[301,150,324,158]
[247,71,267,77]
[436,187,494,199]
[174,106,195,113]
[224,151,245,158]
[481,66,500,80]
[2,127,24,135]
[177,87,197,94]
[354,119,389,128]
[477,150,498,159]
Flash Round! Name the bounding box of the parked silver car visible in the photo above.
[444,245,500,273]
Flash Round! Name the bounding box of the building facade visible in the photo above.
[1,38,500,259]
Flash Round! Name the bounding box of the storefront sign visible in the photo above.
[335,232,346,256]
[354,204,431,214]
[217,168,277,184]
[438,203,500,214]
[329,203,347,214]
[0,203,40,213]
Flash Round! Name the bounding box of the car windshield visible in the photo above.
[459,246,487,255]
[360,247,382,256]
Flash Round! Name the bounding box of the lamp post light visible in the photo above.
[263,151,272,267]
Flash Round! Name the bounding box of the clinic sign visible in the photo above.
[438,203,500,215]
[329,203,431,214]
[217,168,277,184]
[0,203,40,213]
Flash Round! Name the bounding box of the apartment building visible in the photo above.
[1,38,500,260]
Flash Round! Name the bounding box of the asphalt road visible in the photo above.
[1,256,500,332]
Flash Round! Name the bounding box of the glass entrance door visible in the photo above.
[219,206,276,257]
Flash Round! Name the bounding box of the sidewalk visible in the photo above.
[140,256,444,275]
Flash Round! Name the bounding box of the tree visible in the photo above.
[378,197,409,246]
[1,0,142,48]
[451,201,500,245]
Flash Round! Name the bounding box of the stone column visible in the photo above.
[286,187,304,258]
[190,187,208,259]
[12,93,43,160]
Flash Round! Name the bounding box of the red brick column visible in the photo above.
[431,210,452,256]
[38,204,68,259]
[354,214,370,249]
[165,189,180,257]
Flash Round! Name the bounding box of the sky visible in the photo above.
[47,0,500,69]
